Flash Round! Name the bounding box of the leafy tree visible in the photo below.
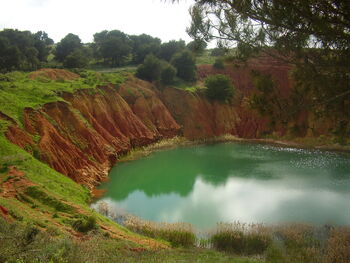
[160,64,177,85]
[158,40,186,61]
[130,34,161,64]
[205,74,235,102]
[0,37,21,72]
[136,54,162,82]
[185,0,350,119]
[93,30,132,66]
[33,31,53,62]
[171,50,196,81]
[187,39,207,55]
[0,29,53,71]
[63,49,89,68]
[54,33,82,63]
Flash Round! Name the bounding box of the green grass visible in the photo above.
[196,50,217,65]
[0,70,127,126]
[0,217,263,263]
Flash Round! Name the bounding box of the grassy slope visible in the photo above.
[0,70,262,262]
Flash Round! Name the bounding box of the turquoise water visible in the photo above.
[95,143,350,229]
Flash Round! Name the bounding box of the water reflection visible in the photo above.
[96,143,350,228]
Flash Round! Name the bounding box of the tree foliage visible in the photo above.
[160,64,177,85]
[171,50,197,81]
[136,54,162,82]
[93,30,132,66]
[54,33,82,63]
[158,40,186,61]
[186,0,350,127]
[0,29,53,72]
[205,74,235,102]
[130,34,161,64]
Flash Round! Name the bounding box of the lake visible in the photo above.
[94,142,350,229]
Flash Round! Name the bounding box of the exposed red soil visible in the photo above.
[3,56,307,189]
[0,166,36,199]
[29,68,80,81]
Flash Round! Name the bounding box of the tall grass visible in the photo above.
[124,216,196,248]
[210,222,272,255]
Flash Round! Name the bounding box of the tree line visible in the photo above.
[0,28,207,72]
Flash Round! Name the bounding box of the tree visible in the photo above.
[161,64,177,85]
[205,74,235,102]
[93,30,132,66]
[63,49,89,68]
[158,40,186,61]
[54,33,82,63]
[187,39,207,55]
[184,0,350,130]
[0,29,52,71]
[136,54,162,82]
[130,34,161,64]
[171,50,196,81]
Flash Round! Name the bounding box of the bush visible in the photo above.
[213,58,225,69]
[160,64,177,85]
[205,74,235,102]
[136,54,162,82]
[63,49,89,68]
[24,186,74,213]
[171,50,196,82]
[72,216,97,233]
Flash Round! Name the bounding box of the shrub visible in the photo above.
[171,50,196,82]
[205,74,235,102]
[63,49,89,69]
[160,64,177,85]
[213,58,225,69]
[136,54,162,82]
[72,216,97,233]
[24,186,74,213]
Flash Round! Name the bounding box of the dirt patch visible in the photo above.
[0,166,36,199]
[29,68,80,81]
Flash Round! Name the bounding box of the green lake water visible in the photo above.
[94,142,350,229]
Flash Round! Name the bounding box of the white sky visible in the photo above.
[0,0,196,44]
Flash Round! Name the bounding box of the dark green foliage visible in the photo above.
[210,48,228,57]
[130,34,161,64]
[205,74,234,102]
[24,186,74,213]
[187,39,207,55]
[213,57,224,69]
[171,50,197,81]
[249,71,290,128]
[136,54,162,82]
[93,30,132,67]
[160,64,177,85]
[54,33,82,63]
[158,40,186,61]
[63,49,89,68]
[72,216,97,233]
[188,0,350,126]
[0,29,53,72]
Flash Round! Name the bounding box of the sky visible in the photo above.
[0,0,196,44]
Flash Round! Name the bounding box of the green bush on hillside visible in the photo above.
[160,64,177,85]
[205,74,235,102]
[135,54,162,82]
[171,50,196,82]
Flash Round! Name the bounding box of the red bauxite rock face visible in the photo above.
[3,58,297,189]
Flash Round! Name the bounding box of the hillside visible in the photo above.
[0,61,349,262]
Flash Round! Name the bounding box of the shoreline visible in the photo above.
[91,134,350,199]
